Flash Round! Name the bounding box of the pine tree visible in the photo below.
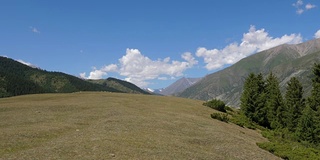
[240,73,268,127]
[240,73,257,120]
[253,73,268,127]
[265,72,285,129]
[306,63,320,144]
[296,106,318,143]
[285,77,305,132]
[308,63,320,111]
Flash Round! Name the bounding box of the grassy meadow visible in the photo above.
[0,92,279,159]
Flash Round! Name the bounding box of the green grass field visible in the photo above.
[0,92,279,159]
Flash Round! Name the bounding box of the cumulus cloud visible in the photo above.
[17,59,38,68]
[81,49,197,87]
[30,26,40,33]
[315,30,320,39]
[87,69,107,79]
[83,64,118,79]
[196,25,302,70]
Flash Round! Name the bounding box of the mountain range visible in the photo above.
[0,56,149,98]
[177,38,320,107]
[2,38,320,105]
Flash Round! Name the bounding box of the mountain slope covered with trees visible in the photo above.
[0,56,147,98]
[88,78,150,94]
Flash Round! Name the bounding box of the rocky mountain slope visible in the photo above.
[160,77,201,95]
[178,38,320,107]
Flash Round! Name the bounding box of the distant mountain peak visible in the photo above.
[160,77,202,96]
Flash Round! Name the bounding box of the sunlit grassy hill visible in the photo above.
[0,92,279,159]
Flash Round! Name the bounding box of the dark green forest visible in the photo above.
[240,63,320,159]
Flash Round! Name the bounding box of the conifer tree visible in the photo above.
[240,73,257,120]
[285,77,305,132]
[265,72,285,129]
[305,63,320,144]
[240,73,268,127]
[308,63,320,111]
[253,73,268,127]
[296,106,318,143]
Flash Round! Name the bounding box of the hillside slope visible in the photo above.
[88,78,150,94]
[160,77,201,95]
[0,56,148,98]
[178,38,320,107]
[0,92,279,159]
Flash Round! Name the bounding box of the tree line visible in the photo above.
[240,63,320,144]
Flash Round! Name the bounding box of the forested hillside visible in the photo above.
[0,56,147,98]
[88,78,150,94]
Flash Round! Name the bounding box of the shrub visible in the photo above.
[229,111,257,130]
[257,141,320,160]
[203,99,227,112]
[211,113,229,122]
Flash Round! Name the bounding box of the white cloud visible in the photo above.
[118,49,196,87]
[315,30,320,39]
[293,0,304,14]
[292,0,316,14]
[293,0,304,9]
[17,59,38,68]
[30,26,40,33]
[79,72,86,79]
[88,69,107,79]
[182,52,198,66]
[296,8,304,14]
[306,3,316,10]
[196,25,302,70]
[101,64,118,72]
[82,64,118,79]
[81,49,197,87]
[293,0,303,7]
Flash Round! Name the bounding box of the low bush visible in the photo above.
[257,141,320,160]
[229,111,257,130]
[211,113,229,122]
[203,99,227,112]
[257,129,320,159]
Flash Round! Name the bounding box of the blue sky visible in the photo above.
[1,0,319,89]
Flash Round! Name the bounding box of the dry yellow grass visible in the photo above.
[0,92,279,160]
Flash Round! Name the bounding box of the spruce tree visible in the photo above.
[240,73,257,120]
[306,63,320,144]
[240,73,268,127]
[296,106,318,143]
[285,77,305,132]
[253,73,268,127]
[308,63,320,111]
[265,72,285,129]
